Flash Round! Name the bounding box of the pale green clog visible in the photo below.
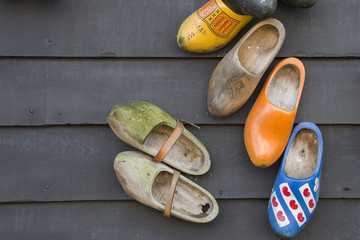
[107,101,211,175]
[114,151,219,223]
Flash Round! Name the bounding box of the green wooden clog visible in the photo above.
[107,101,211,175]
[114,151,219,223]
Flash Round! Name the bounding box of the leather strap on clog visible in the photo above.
[163,169,181,218]
[154,121,185,162]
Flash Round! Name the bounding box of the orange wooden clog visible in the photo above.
[244,58,305,168]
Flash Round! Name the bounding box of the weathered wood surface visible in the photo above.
[0,58,359,126]
[0,125,358,203]
[0,200,358,240]
[207,18,286,117]
[0,0,359,58]
[0,0,359,238]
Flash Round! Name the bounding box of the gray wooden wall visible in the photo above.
[0,0,359,239]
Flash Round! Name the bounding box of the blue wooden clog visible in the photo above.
[268,122,323,239]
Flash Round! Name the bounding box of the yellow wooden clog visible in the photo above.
[177,0,253,53]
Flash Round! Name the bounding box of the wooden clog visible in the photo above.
[107,101,211,175]
[244,57,305,167]
[231,0,277,18]
[177,0,253,53]
[114,151,219,223]
[281,0,316,8]
[207,18,285,117]
[268,122,323,238]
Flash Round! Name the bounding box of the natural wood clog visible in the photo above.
[177,0,253,53]
[244,58,305,167]
[268,122,323,238]
[107,101,211,175]
[281,0,316,8]
[114,151,219,223]
[231,0,277,18]
[207,18,285,117]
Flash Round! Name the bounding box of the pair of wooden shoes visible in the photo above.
[107,101,219,223]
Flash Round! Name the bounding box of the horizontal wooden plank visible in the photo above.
[0,0,359,57]
[0,125,358,203]
[0,199,358,239]
[0,58,359,126]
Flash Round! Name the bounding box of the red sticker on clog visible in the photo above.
[289,200,298,210]
[270,191,289,227]
[282,186,291,197]
[277,211,286,222]
[272,196,278,207]
[299,183,316,214]
[297,212,305,222]
[303,188,310,197]
[309,199,315,208]
[279,183,306,227]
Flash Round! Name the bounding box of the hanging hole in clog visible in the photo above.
[152,171,214,218]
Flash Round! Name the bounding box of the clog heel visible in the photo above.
[114,151,219,223]
[268,122,323,238]
[244,57,305,167]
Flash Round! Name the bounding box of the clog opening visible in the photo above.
[152,171,214,218]
[238,24,280,74]
[267,64,300,111]
[285,129,319,179]
[144,125,205,173]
